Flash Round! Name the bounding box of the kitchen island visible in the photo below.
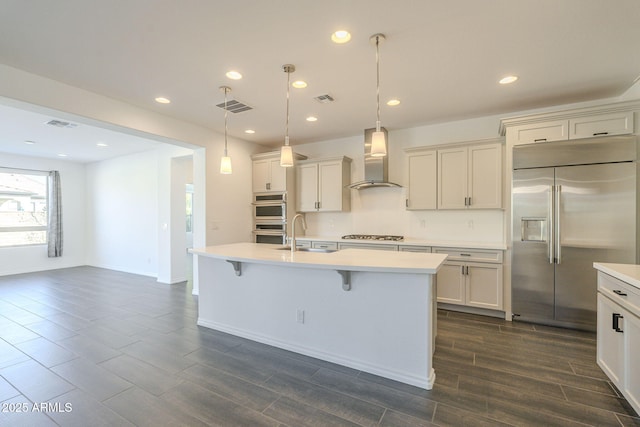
[190,242,447,389]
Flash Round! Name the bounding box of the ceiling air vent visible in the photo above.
[45,119,78,128]
[215,99,253,113]
[314,94,335,103]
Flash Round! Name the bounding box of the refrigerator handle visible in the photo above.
[555,184,562,264]
[548,185,555,264]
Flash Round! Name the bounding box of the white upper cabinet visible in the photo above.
[252,157,286,193]
[406,150,437,210]
[569,112,634,139]
[438,142,502,210]
[510,120,569,145]
[252,151,306,193]
[468,143,503,209]
[501,101,639,145]
[296,157,351,212]
[438,146,468,209]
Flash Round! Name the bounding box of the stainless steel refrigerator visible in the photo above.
[512,136,638,331]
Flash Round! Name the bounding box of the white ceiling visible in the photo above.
[1,0,639,162]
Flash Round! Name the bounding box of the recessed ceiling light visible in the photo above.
[97,142,108,147]
[155,97,171,104]
[24,140,36,145]
[387,99,401,106]
[331,30,351,44]
[306,116,318,122]
[57,153,68,157]
[292,80,307,89]
[244,129,255,134]
[499,75,518,85]
[226,70,242,80]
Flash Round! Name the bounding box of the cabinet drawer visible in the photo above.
[338,243,398,251]
[598,272,640,316]
[399,245,431,253]
[311,241,338,250]
[433,247,503,263]
[295,240,312,249]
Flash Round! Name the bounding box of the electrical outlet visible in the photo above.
[296,309,305,324]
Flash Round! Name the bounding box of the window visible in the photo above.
[0,170,48,247]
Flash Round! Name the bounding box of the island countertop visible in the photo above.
[190,242,447,274]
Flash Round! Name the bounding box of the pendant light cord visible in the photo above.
[285,67,291,146]
[375,35,381,131]
[223,87,229,156]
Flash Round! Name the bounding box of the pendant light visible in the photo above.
[280,64,295,167]
[219,86,232,174]
[370,33,387,157]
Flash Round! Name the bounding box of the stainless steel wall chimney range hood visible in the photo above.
[349,128,402,189]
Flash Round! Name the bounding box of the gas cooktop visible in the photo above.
[341,234,404,241]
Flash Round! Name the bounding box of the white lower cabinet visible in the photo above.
[434,248,503,310]
[597,293,624,384]
[596,270,640,414]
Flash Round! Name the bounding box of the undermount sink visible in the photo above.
[276,247,337,253]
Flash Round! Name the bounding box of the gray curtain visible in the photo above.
[47,170,63,257]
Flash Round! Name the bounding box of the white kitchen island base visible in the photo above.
[193,243,446,390]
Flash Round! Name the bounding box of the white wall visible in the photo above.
[85,150,160,277]
[204,135,257,246]
[0,153,86,275]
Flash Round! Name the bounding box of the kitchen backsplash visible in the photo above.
[303,187,505,243]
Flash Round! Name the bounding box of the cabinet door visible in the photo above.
[623,309,640,413]
[438,147,467,209]
[252,160,270,192]
[296,163,318,212]
[318,161,343,211]
[597,294,625,385]
[436,262,465,305]
[465,262,503,310]
[569,112,634,139]
[268,159,287,192]
[509,120,569,145]
[407,151,437,210]
[468,143,502,209]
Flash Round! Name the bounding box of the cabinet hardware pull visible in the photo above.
[612,313,624,333]
[406,199,409,208]
[460,253,471,257]
[534,138,547,142]
[468,197,471,206]
[613,289,628,297]
[266,183,271,190]
[593,132,609,136]
[461,265,465,275]
[465,266,469,275]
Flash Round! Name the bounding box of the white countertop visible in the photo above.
[190,242,447,274]
[594,262,640,290]
[298,235,507,251]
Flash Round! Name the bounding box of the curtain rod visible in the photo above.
[0,166,52,174]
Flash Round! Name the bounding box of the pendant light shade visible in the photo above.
[280,64,295,167]
[219,86,232,174]
[370,33,387,158]
[280,144,293,168]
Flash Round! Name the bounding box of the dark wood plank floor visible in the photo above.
[0,266,638,426]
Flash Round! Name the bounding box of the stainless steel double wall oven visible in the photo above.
[252,192,287,244]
